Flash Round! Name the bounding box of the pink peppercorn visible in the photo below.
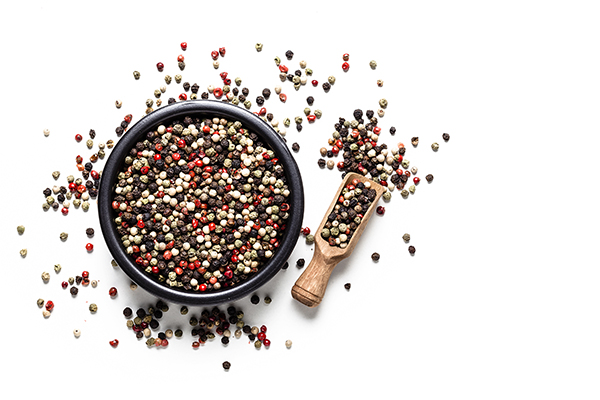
[376,206,385,215]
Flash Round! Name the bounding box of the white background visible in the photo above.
[2,1,599,399]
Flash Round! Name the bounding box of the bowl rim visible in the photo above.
[98,100,304,305]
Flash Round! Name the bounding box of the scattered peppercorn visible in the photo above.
[432,142,440,151]
[371,252,380,261]
[133,71,140,80]
[408,246,416,255]
[251,294,260,304]
[426,174,434,183]
[17,225,25,235]
[292,142,300,152]
[223,361,231,370]
[442,133,450,141]
[89,303,98,313]
[20,248,27,258]
[344,283,351,290]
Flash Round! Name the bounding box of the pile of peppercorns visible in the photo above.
[110,115,292,293]
[320,178,378,248]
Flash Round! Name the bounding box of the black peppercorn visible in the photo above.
[296,258,305,268]
[291,142,300,152]
[344,283,351,290]
[70,286,78,296]
[221,336,229,345]
[390,126,396,135]
[85,228,95,238]
[318,158,326,168]
[285,50,294,60]
[123,307,132,318]
[296,123,303,132]
[426,174,434,183]
[322,82,331,92]
[262,88,271,99]
[256,96,265,106]
[281,262,289,270]
[408,246,416,255]
[250,294,260,304]
[442,133,450,141]
[307,96,314,106]
[371,252,380,262]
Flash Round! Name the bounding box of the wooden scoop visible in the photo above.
[291,172,386,307]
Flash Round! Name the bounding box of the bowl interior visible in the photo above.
[98,100,304,305]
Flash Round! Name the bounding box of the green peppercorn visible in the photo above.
[175,74,182,84]
[180,306,189,315]
[401,189,409,198]
[328,76,336,85]
[89,303,98,313]
[314,109,322,119]
[17,225,25,235]
[20,248,27,258]
[37,298,44,308]
[264,296,272,304]
[274,56,281,66]
[175,329,183,338]
[54,264,62,273]
[303,107,311,116]
[283,118,291,127]
[379,98,388,109]
[431,142,440,151]
[306,68,313,76]
[305,234,315,244]
[164,75,172,84]
[383,192,391,201]
[255,43,263,52]
[235,77,242,86]
[409,185,416,194]
[369,60,377,69]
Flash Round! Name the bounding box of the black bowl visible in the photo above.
[98,100,304,305]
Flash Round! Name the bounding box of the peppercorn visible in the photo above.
[17,225,25,235]
[251,294,260,304]
[264,296,272,304]
[390,126,396,135]
[292,142,300,152]
[369,60,377,69]
[133,71,140,80]
[371,252,380,262]
[20,248,27,258]
[73,329,81,338]
[223,361,231,370]
[432,142,440,151]
[408,246,416,255]
[344,283,351,290]
[426,174,434,183]
[322,82,331,92]
[255,43,263,52]
[281,262,289,270]
[115,100,122,108]
[85,228,94,238]
[402,233,410,242]
[377,79,384,87]
[37,298,45,308]
[285,50,294,60]
[442,133,450,141]
[89,303,98,313]
[296,258,305,268]
[123,307,132,318]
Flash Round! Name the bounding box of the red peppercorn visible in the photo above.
[279,93,287,103]
[301,227,310,236]
[257,332,266,341]
[156,62,164,72]
[108,287,117,297]
[219,47,226,57]
[413,177,421,184]
[278,64,288,73]
[342,62,350,72]
[45,300,54,311]
[337,161,345,170]
[91,170,100,180]
[161,339,169,347]
[177,54,184,62]
[85,243,94,252]
[192,341,200,348]
[311,80,318,87]
[61,281,68,289]
[213,87,223,98]
[343,53,350,61]
[124,114,132,123]
[211,50,219,60]
[82,271,89,278]
[376,206,385,215]
[109,339,119,348]
[179,93,187,100]
[61,207,69,215]
[180,42,187,50]
[263,338,271,347]
[260,325,267,333]
[307,115,316,123]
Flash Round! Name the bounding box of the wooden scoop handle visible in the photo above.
[291,248,341,308]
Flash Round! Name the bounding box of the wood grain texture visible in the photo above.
[291,173,385,307]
